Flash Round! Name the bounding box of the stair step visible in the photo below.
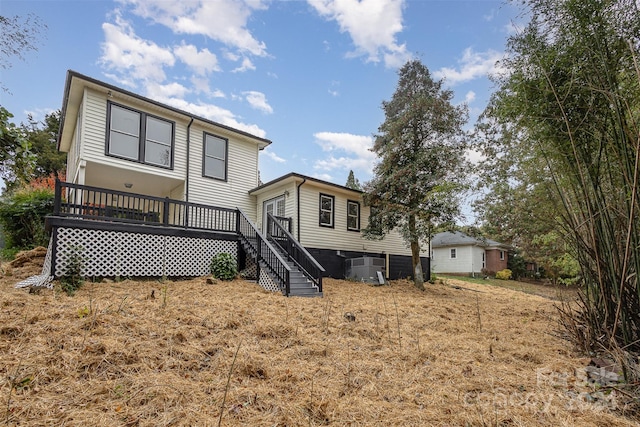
[289,290,323,297]
[243,236,322,298]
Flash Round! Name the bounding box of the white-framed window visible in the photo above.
[500,250,505,260]
[450,248,457,259]
[319,193,334,227]
[203,133,228,181]
[107,102,174,168]
[145,116,173,166]
[347,200,360,231]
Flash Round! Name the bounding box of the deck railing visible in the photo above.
[54,180,237,233]
[52,181,323,296]
[267,213,324,293]
[237,209,291,295]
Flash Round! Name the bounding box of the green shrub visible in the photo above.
[209,253,238,281]
[0,187,54,250]
[60,245,85,295]
[495,269,513,280]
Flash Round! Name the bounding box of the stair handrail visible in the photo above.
[236,208,291,295]
[266,213,324,293]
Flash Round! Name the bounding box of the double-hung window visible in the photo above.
[347,200,360,231]
[107,103,174,168]
[450,248,457,259]
[203,133,228,181]
[319,194,334,227]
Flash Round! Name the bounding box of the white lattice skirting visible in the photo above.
[15,239,54,289]
[258,268,280,293]
[54,227,237,278]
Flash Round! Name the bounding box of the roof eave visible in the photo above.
[57,70,273,152]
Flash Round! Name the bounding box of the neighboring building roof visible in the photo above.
[58,70,272,151]
[249,172,363,196]
[431,231,509,249]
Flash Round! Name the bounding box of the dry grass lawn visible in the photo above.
[1,251,638,426]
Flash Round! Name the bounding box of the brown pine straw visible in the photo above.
[1,254,638,426]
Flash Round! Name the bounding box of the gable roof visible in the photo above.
[58,70,272,151]
[249,172,363,196]
[431,231,509,249]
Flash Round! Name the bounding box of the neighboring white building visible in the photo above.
[431,231,509,276]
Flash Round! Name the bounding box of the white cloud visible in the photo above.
[313,131,376,174]
[224,51,240,62]
[153,95,267,138]
[145,81,190,99]
[308,0,411,68]
[102,72,136,89]
[119,0,268,56]
[243,91,273,114]
[433,48,506,85]
[190,76,225,98]
[232,57,256,73]
[174,43,220,75]
[99,4,268,143]
[464,90,476,104]
[100,14,175,83]
[313,172,334,182]
[260,148,286,163]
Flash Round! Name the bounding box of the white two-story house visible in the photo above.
[43,71,430,297]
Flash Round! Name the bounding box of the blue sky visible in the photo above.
[2,0,522,219]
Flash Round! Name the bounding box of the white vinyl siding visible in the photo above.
[297,184,426,257]
[187,127,259,216]
[432,245,485,274]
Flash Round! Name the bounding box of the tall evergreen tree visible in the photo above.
[345,170,361,190]
[364,60,468,290]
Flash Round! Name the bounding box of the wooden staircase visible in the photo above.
[237,210,324,298]
[272,245,323,297]
[238,237,322,297]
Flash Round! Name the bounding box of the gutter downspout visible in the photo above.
[296,178,306,241]
[185,117,194,202]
